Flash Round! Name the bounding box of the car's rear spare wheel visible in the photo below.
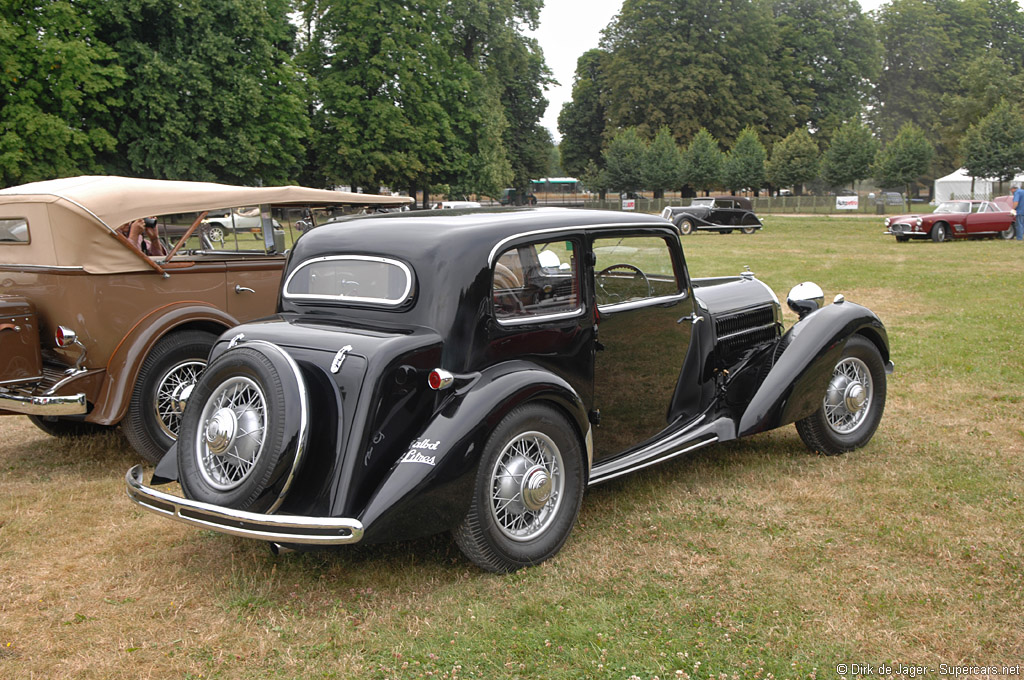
[452,403,585,573]
[176,343,309,513]
[795,335,887,455]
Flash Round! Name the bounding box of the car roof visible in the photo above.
[0,175,412,232]
[298,208,672,267]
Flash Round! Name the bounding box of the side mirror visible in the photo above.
[787,281,824,319]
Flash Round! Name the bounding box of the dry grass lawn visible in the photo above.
[1,215,1022,679]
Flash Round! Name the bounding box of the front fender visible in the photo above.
[737,301,890,437]
[89,302,236,424]
[356,361,590,543]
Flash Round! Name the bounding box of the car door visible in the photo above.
[589,230,698,460]
[964,202,1009,235]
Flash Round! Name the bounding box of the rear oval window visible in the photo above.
[283,255,413,306]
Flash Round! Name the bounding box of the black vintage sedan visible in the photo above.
[661,196,763,235]
[127,208,892,572]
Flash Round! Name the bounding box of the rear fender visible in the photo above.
[356,360,589,543]
[90,303,235,424]
[737,301,890,437]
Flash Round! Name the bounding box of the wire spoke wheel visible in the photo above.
[823,357,872,435]
[195,376,268,491]
[490,431,564,542]
[153,359,206,439]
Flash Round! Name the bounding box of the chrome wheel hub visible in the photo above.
[154,359,206,439]
[204,408,238,455]
[195,376,267,491]
[824,357,872,434]
[490,431,564,541]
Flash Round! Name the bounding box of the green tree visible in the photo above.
[873,123,935,207]
[600,0,793,147]
[579,159,610,200]
[0,1,124,187]
[766,129,820,194]
[603,127,648,195]
[558,49,609,178]
[92,0,310,184]
[872,0,989,171]
[643,127,683,199]
[722,127,767,194]
[821,121,878,190]
[681,129,723,195]
[942,52,1024,157]
[960,100,1024,193]
[770,0,880,140]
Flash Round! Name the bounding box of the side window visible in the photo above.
[0,218,29,243]
[593,235,681,306]
[493,239,580,323]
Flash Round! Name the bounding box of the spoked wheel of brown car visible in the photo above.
[124,330,216,463]
[678,218,694,235]
[453,403,585,573]
[795,335,887,455]
[176,344,309,513]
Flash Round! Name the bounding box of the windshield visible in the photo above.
[934,202,970,214]
[690,198,714,207]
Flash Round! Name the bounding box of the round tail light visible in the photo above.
[55,326,78,347]
[428,369,454,390]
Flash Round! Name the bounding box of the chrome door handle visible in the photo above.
[677,312,703,325]
[234,285,255,294]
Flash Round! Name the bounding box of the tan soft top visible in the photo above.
[0,176,413,273]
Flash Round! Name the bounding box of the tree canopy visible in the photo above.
[821,121,878,189]
[960,100,1024,185]
[766,129,820,193]
[873,123,935,204]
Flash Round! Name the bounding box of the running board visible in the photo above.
[588,416,735,486]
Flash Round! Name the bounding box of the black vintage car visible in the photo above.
[127,208,892,572]
[661,196,763,235]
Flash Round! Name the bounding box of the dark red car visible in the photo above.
[884,197,1015,242]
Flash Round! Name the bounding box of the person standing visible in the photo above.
[1013,184,1024,241]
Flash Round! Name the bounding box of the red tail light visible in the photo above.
[428,368,454,390]
[55,326,78,347]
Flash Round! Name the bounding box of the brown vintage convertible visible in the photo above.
[0,175,411,461]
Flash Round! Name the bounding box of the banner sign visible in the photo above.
[622,198,636,211]
[836,195,859,210]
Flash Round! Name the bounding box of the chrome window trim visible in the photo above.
[282,254,414,307]
[495,307,585,327]
[597,290,688,314]
[487,221,671,266]
[0,264,84,271]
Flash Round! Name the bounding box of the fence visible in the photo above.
[565,195,920,215]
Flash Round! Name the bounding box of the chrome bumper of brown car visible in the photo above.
[125,465,364,545]
[0,389,87,415]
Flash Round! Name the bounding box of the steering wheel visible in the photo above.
[595,263,653,305]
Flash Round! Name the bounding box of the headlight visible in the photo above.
[884,218,890,227]
[915,218,923,226]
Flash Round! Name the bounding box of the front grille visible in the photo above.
[714,306,780,362]
[889,222,912,233]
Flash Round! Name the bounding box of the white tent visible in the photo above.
[933,168,1024,201]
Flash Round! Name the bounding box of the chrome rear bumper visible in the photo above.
[0,389,86,416]
[125,465,364,545]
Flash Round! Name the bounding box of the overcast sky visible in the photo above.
[529,0,886,143]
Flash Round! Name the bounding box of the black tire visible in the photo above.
[795,335,887,455]
[678,218,694,235]
[1000,223,1014,240]
[123,330,216,464]
[176,347,295,512]
[741,226,757,235]
[206,224,225,242]
[452,403,585,573]
[27,415,114,438]
[931,222,948,242]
